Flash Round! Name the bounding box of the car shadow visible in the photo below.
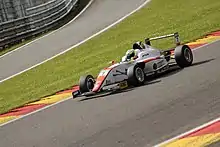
[158,58,215,79]
[79,79,162,102]
[78,58,214,102]
[144,79,161,85]
[191,58,215,67]
[159,65,183,78]
[78,87,136,102]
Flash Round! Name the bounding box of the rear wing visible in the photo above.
[145,32,181,46]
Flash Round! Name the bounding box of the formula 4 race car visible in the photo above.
[72,32,193,98]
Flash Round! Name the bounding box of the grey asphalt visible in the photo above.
[208,141,220,147]
[0,0,147,81]
[0,41,219,147]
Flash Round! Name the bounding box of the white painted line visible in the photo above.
[191,40,220,52]
[0,0,151,84]
[0,0,151,127]
[0,96,73,127]
[0,0,94,60]
[153,117,220,147]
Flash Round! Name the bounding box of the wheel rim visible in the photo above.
[87,78,94,91]
[135,67,145,82]
[184,48,192,62]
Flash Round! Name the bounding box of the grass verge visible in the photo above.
[0,0,220,114]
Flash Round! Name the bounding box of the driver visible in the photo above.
[121,41,145,62]
[121,41,159,62]
[121,49,138,62]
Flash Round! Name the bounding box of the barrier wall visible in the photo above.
[0,0,79,48]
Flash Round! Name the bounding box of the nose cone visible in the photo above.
[92,75,105,92]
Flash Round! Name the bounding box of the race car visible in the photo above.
[72,32,193,98]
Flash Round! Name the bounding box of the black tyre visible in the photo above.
[127,64,145,86]
[79,75,95,93]
[174,45,193,68]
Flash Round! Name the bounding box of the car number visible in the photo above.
[119,81,128,89]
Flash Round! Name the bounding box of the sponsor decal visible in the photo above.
[142,53,149,57]
[119,81,128,89]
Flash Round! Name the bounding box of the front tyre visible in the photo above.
[79,75,95,93]
[127,64,145,86]
[174,45,193,68]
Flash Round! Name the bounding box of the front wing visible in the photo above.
[72,81,128,98]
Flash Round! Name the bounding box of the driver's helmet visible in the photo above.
[125,49,136,61]
[133,41,144,49]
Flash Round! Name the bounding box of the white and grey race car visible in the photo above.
[72,32,193,98]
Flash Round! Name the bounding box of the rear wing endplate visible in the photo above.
[145,32,181,46]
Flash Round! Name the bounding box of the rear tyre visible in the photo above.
[79,75,95,93]
[174,45,193,68]
[127,64,145,86]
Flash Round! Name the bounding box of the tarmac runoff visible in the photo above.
[0,31,220,126]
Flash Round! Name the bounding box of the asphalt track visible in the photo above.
[0,0,147,81]
[208,141,220,147]
[0,40,219,146]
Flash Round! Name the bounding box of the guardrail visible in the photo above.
[0,0,79,48]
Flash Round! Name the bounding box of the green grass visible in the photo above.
[0,0,220,114]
